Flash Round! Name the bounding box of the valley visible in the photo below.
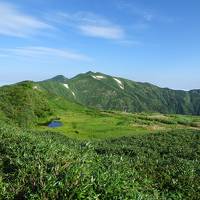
[37,108,200,140]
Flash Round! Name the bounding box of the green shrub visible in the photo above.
[1,123,200,199]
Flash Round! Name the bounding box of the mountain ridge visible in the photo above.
[36,71,200,115]
[49,71,196,92]
[1,71,199,115]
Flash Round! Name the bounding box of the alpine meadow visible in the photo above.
[1,0,200,200]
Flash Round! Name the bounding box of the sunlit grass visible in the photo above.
[36,105,200,140]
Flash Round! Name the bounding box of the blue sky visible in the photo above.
[0,0,200,90]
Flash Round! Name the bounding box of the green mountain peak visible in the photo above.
[50,75,68,83]
[37,71,200,115]
[86,71,94,74]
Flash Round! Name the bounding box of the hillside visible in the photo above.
[0,81,52,127]
[39,71,200,115]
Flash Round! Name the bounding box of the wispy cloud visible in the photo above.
[116,1,154,22]
[116,40,143,47]
[0,46,91,61]
[0,2,52,37]
[0,1,140,45]
[53,11,125,40]
[79,24,124,39]
[117,1,175,24]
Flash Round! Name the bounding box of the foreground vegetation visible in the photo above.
[1,122,200,199]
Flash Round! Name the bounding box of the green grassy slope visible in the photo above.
[1,122,200,199]
[37,108,200,140]
[38,80,74,100]
[0,80,91,128]
[0,81,52,127]
[38,71,200,115]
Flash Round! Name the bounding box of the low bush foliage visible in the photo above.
[1,122,200,199]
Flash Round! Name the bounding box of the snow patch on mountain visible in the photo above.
[91,75,106,80]
[113,78,124,90]
[71,91,76,97]
[63,84,76,98]
[63,84,69,89]
[33,86,39,90]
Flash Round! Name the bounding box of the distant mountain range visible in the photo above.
[36,71,200,115]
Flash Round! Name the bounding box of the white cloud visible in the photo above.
[116,40,143,47]
[55,12,125,40]
[0,2,51,37]
[79,24,124,39]
[0,46,91,61]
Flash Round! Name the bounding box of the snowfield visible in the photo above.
[91,75,106,80]
[33,86,39,90]
[113,78,124,90]
[63,84,76,97]
[63,84,69,89]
